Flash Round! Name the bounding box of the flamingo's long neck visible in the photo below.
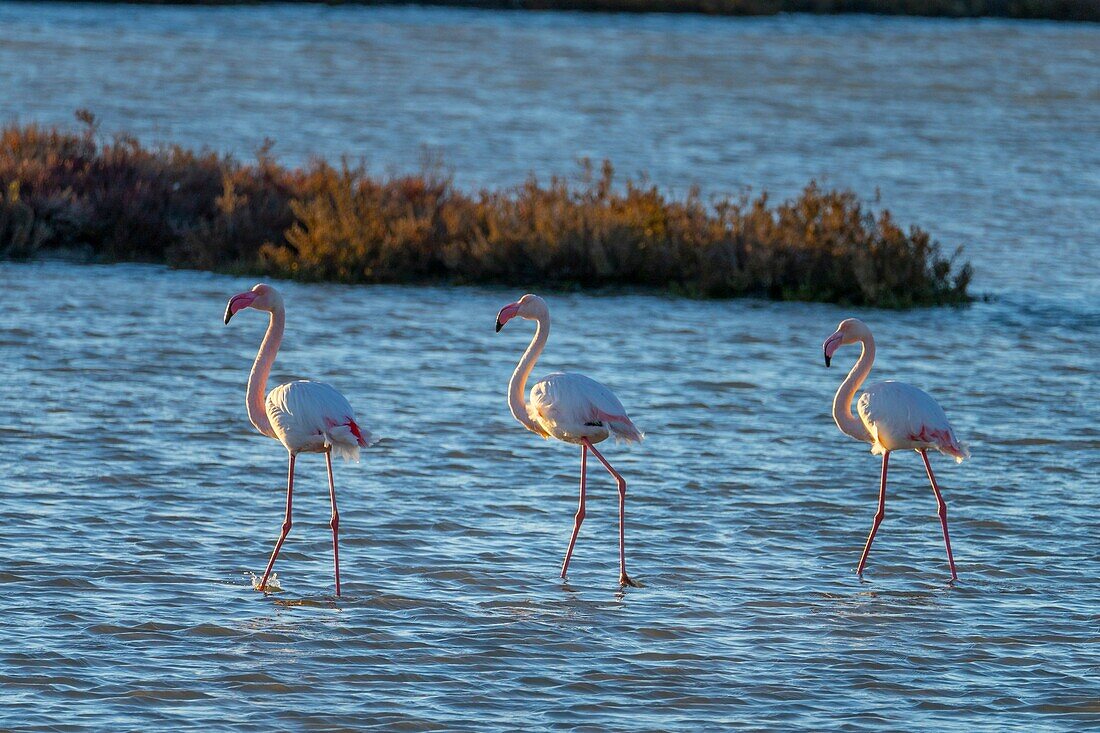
[509,315,549,435]
[833,333,875,443]
[246,307,283,439]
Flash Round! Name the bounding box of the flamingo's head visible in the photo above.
[495,294,549,332]
[823,317,871,367]
[224,283,283,325]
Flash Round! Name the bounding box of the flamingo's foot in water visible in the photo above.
[248,571,283,593]
[620,572,640,588]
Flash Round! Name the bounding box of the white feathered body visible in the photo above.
[857,380,968,462]
[266,380,374,461]
[527,372,643,445]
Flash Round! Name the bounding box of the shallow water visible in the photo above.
[3,262,1097,730]
[1,4,1099,731]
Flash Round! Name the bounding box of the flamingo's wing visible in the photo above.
[858,381,967,462]
[267,380,375,461]
[530,372,643,443]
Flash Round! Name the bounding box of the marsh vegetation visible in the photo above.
[0,114,971,307]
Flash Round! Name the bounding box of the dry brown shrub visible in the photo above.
[1,115,970,307]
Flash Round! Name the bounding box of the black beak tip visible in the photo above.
[824,354,831,368]
[495,319,503,333]
[224,308,233,325]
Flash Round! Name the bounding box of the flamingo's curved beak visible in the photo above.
[823,332,842,367]
[495,302,520,333]
[224,292,257,325]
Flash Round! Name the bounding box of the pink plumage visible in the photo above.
[857,381,968,463]
[529,372,644,445]
[267,380,373,462]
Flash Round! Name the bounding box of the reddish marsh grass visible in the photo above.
[1,114,970,307]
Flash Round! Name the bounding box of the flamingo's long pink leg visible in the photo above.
[326,450,342,597]
[857,451,889,578]
[920,450,958,581]
[259,453,295,592]
[583,439,638,587]
[560,444,588,579]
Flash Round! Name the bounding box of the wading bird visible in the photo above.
[495,294,643,586]
[224,284,372,596]
[823,318,967,581]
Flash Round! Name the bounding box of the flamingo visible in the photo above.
[495,294,644,587]
[223,283,372,596]
[823,318,968,581]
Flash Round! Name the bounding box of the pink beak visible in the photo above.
[224,291,258,324]
[823,332,843,367]
[495,302,520,332]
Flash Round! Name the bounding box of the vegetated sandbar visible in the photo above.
[47,0,1100,23]
[0,115,971,308]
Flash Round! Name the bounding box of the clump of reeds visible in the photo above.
[0,112,970,307]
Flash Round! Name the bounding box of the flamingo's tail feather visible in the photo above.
[324,420,377,463]
[941,438,970,464]
[592,409,643,444]
[609,419,644,444]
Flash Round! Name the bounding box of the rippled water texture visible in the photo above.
[1,5,1099,731]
